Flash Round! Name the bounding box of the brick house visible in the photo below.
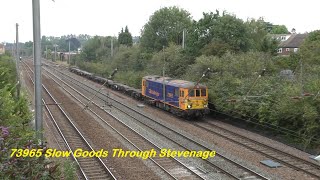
[0,44,5,54]
[277,33,308,56]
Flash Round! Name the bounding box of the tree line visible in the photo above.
[39,6,320,151]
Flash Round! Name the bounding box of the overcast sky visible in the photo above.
[1,0,320,43]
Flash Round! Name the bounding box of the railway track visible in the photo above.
[45,62,270,180]
[22,61,116,180]
[193,121,320,179]
[42,63,206,180]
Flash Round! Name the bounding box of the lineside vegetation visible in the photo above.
[0,53,76,179]
[49,7,319,152]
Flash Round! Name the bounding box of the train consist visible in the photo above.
[69,67,209,118]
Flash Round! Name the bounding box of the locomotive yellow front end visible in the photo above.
[179,87,208,110]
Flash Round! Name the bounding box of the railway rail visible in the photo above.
[44,62,270,180]
[22,61,116,180]
[193,121,320,179]
[44,65,206,180]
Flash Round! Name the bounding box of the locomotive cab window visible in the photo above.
[188,89,194,97]
[201,89,206,96]
[180,90,184,97]
[196,89,201,97]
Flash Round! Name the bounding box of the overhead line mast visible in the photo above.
[16,23,20,98]
[33,0,43,144]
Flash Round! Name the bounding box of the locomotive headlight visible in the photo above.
[187,104,192,109]
[204,104,208,108]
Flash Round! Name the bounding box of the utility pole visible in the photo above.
[12,41,15,58]
[16,23,20,98]
[111,37,113,57]
[54,44,57,62]
[182,29,185,49]
[68,40,71,64]
[45,45,47,59]
[300,59,303,95]
[162,46,165,102]
[33,0,43,144]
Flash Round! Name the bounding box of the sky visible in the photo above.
[1,0,320,43]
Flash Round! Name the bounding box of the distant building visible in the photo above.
[0,44,5,54]
[132,36,140,45]
[272,33,308,56]
[62,52,78,61]
[50,51,78,61]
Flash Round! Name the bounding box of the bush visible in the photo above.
[0,54,74,178]
[184,52,320,149]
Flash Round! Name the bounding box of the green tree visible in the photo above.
[245,18,278,54]
[118,26,133,46]
[186,11,251,57]
[270,25,289,34]
[300,30,320,66]
[0,54,73,179]
[299,30,320,89]
[185,11,220,57]
[80,36,118,61]
[81,36,101,61]
[40,35,84,56]
[147,44,190,77]
[200,40,231,57]
[23,41,33,56]
[111,45,142,71]
[77,34,92,45]
[140,6,192,52]
[66,37,81,51]
[259,36,279,55]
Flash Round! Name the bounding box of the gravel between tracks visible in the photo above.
[131,100,316,180]
[44,68,183,179]
[23,61,163,180]
[41,76,161,179]
[21,62,67,152]
[20,62,84,176]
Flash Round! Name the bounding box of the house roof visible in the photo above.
[279,34,308,48]
[271,34,291,38]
